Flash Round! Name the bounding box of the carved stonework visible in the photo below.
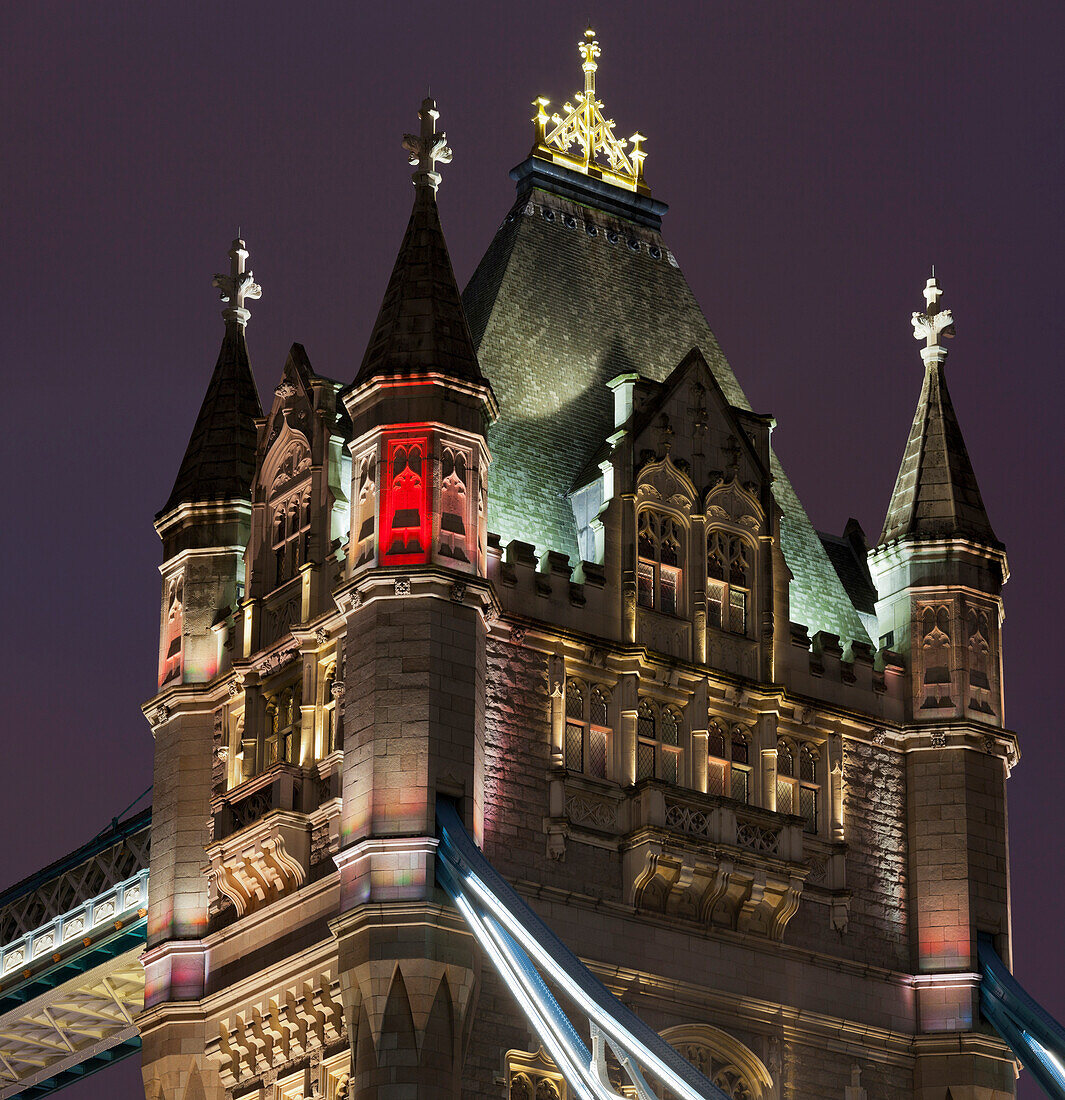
[624,789,806,941]
[205,974,345,1090]
[919,602,954,710]
[206,813,310,918]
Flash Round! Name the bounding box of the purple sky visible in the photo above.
[4,3,1063,1096]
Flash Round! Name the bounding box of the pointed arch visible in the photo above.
[659,1023,773,1100]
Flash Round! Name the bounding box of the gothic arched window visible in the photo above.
[707,722,751,803]
[439,445,471,562]
[564,680,611,779]
[707,531,750,634]
[637,510,684,615]
[777,738,819,833]
[353,450,378,568]
[265,682,301,768]
[271,489,311,588]
[637,699,682,784]
[382,438,430,563]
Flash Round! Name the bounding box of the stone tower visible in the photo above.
[868,276,1013,1099]
[332,97,496,1098]
[141,240,264,1100]
[125,40,1026,1100]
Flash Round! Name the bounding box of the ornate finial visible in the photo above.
[402,97,453,194]
[531,30,648,194]
[212,238,262,326]
[911,270,955,355]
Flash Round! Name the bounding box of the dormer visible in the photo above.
[597,347,782,676]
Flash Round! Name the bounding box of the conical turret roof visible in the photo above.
[879,279,999,548]
[354,185,483,386]
[160,320,263,516]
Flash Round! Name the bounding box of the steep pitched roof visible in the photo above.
[879,359,999,547]
[161,320,263,516]
[464,158,873,646]
[355,187,483,385]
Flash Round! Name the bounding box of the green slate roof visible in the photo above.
[879,356,1000,548]
[355,187,484,386]
[463,158,873,647]
[161,320,263,516]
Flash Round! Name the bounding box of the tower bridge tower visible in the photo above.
[128,34,1026,1100]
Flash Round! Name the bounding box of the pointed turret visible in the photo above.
[160,238,264,515]
[354,99,483,386]
[869,273,1008,721]
[868,275,1012,1076]
[878,274,999,548]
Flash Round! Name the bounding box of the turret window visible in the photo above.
[564,680,610,779]
[439,445,472,562]
[707,722,751,803]
[381,437,430,565]
[636,699,681,784]
[777,739,819,833]
[353,451,378,568]
[637,510,684,615]
[707,531,749,634]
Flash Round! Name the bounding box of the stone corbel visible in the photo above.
[831,892,852,936]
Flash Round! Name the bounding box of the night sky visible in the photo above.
[4,3,1063,1096]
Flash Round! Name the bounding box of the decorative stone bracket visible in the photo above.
[206,810,310,918]
[622,786,808,940]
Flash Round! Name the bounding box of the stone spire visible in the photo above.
[160,238,264,515]
[878,273,999,547]
[354,98,484,386]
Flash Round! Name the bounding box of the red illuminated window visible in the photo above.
[381,437,431,565]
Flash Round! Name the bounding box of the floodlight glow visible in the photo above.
[435,801,727,1100]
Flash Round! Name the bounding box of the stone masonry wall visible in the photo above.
[787,739,909,972]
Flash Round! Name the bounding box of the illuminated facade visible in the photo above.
[139,32,1018,1100]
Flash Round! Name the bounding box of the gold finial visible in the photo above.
[531,30,648,194]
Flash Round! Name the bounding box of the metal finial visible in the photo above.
[911,272,955,352]
[402,96,453,194]
[212,237,262,326]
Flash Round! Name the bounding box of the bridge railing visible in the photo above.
[0,868,149,983]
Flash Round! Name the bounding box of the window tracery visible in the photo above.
[504,1047,567,1100]
[637,510,684,615]
[439,444,472,562]
[264,682,301,768]
[271,488,312,588]
[658,1024,771,1100]
[966,606,995,715]
[707,721,751,803]
[706,531,750,634]
[564,680,611,779]
[777,738,819,833]
[920,603,953,709]
[382,437,430,564]
[637,699,682,784]
[160,572,184,686]
[353,450,377,568]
